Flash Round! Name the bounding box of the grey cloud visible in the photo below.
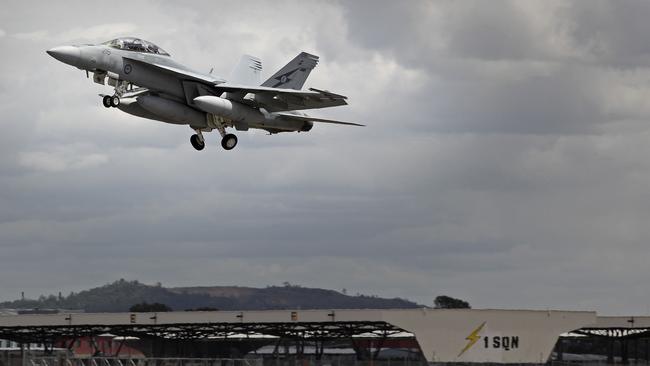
[563,0,650,68]
[339,1,650,134]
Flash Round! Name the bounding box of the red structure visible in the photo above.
[56,335,144,357]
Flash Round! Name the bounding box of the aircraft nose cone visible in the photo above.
[46,46,81,66]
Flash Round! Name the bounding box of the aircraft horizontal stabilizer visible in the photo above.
[275,113,364,126]
[214,83,348,112]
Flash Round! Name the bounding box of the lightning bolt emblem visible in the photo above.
[458,321,486,357]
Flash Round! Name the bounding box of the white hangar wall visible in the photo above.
[0,308,597,364]
[380,309,596,363]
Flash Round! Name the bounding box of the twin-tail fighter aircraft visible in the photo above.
[46,37,361,151]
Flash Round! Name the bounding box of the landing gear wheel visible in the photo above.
[190,134,205,151]
[110,95,120,107]
[221,134,238,150]
[102,95,111,108]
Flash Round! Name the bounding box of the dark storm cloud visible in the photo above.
[564,0,650,68]
[341,1,650,135]
[1,0,650,314]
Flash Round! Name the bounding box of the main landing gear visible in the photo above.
[190,133,205,151]
[102,95,120,108]
[221,134,237,150]
[190,114,239,151]
[213,115,237,151]
[189,131,238,151]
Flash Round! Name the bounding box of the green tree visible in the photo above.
[434,295,470,309]
[129,302,172,312]
[185,307,218,311]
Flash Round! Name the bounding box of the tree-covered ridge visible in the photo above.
[0,280,422,312]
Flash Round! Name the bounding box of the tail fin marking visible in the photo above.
[261,52,319,90]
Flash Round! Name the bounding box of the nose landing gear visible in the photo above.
[101,95,120,108]
[101,80,127,108]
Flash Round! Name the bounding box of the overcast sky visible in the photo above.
[2,0,650,314]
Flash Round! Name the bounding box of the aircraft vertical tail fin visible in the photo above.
[228,54,263,85]
[261,52,319,90]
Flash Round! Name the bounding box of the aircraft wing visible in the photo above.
[122,57,224,85]
[274,112,364,127]
[214,83,348,112]
[122,57,347,112]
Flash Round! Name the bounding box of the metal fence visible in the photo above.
[15,357,644,366]
[19,358,427,366]
[259,356,425,366]
[21,357,426,366]
[550,362,650,366]
[19,357,263,366]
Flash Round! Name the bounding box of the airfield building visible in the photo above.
[0,308,648,366]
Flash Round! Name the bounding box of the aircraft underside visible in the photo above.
[101,82,314,151]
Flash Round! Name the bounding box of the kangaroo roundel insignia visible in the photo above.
[280,75,288,83]
[123,64,132,74]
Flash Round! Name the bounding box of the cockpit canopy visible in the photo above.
[102,37,170,56]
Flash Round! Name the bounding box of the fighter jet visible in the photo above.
[46,37,361,151]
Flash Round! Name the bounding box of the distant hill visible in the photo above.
[0,280,422,312]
